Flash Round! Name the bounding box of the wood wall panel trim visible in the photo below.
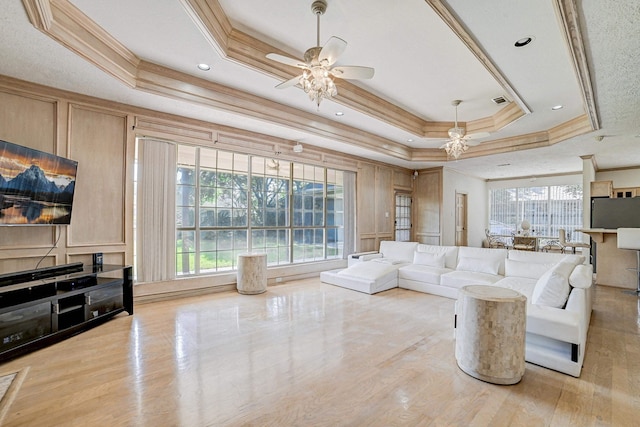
[134,116,216,143]
[67,251,126,266]
[0,240,57,252]
[66,104,128,247]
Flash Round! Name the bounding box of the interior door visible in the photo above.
[455,192,468,246]
[395,193,412,241]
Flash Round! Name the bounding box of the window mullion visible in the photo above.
[194,147,201,274]
[247,155,253,251]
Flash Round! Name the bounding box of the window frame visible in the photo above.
[175,145,345,276]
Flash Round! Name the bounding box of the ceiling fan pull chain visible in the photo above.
[316,10,321,47]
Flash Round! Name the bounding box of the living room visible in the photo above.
[1,0,640,425]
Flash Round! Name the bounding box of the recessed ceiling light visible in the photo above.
[514,37,534,48]
[407,138,414,143]
[551,105,563,110]
[335,112,344,116]
[197,63,211,71]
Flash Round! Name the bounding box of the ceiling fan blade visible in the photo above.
[462,132,491,147]
[331,66,375,80]
[466,131,491,140]
[266,53,308,69]
[319,36,347,66]
[275,75,302,89]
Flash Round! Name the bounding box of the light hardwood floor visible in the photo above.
[2,279,639,426]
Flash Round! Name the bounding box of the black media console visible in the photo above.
[0,263,133,362]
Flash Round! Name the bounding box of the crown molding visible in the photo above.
[19,0,594,164]
[553,0,599,130]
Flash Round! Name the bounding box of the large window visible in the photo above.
[489,184,583,241]
[176,145,345,276]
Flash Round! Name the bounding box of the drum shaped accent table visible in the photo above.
[236,253,267,295]
[455,285,527,384]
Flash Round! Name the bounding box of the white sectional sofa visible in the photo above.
[320,241,593,377]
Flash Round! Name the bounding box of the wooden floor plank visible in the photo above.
[1,279,639,426]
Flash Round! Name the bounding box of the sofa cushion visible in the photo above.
[508,250,584,266]
[458,247,508,275]
[413,251,445,268]
[337,260,403,281]
[456,257,501,275]
[504,259,556,280]
[379,241,419,263]
[371,258,404,265]
[492,277,536,301]
[569,264,593,289]
[532,262,574,308]
[398,264,453,284]
[416,244,459,269]
[440,270,503,289]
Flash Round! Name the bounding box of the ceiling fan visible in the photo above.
[266,0,375,108]
[440,100,490,159]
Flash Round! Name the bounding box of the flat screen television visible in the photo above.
[591,197,640,229]
[0,139,78,225]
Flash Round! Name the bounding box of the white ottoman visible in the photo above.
[455,285,527,385]
[236,253,267,295]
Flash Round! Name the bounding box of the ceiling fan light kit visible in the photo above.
[266,0,374,108]
[441,99,470,159]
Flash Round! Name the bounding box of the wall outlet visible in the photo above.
[275,277,283,283]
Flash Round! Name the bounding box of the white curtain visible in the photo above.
[343,171,356,257]
[136,139,176,282]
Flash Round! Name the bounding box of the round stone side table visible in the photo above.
[455,285,527,385]
[236,253,267,295]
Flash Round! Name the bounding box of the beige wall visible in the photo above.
[442,168,487,247]
[0,75,411,296]
[595,169,640,189]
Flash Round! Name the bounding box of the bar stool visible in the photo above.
[559,229,590,254]
[616,228,640,294]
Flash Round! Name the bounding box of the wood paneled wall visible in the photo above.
[0,86,132,273]
[356,163,413,251]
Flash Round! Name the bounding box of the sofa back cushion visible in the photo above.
[532,262,574,308]
[508,250,585,265]
[505,259,556,280]
[379,241,418,263]
[416,244,459,269]
[413,251,446,268]
[456,257,501,275]
[457,247,508,275]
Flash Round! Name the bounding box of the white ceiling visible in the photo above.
[1,0,639,179]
